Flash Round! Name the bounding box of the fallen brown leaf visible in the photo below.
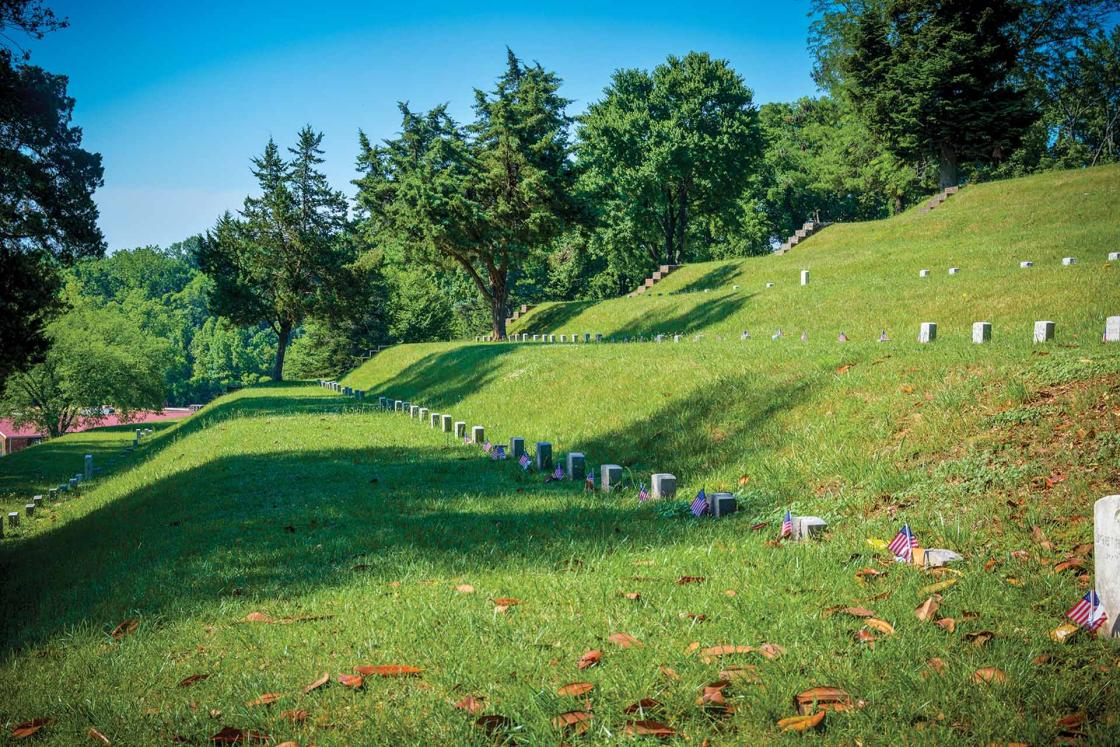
[758,643,787,660]
[855,629,876,646]
[972,667,1008,684]
[659,666,679,680]
[577,649,602,669]
[12,718,52,739]
[621,592,641,600]
[557,682,595,697]
[336,673,363,689]
[246,692,281,707]
[209,726,269,744]
[354,665,422,677]
[551,711,593,734]
[926,658,946,676]
[455,584,475,593]
[677,576,706,584]
[720,665,761,684]
[88,727,110,745]
[178,674,210,687]
[794,687,857,714]
[935,618,956,633]
[778,710,826,732]
[865,618,895,635]
[915,596,941,622]
[280,709,308,724]
[841,606,876,618]
[474,715,514,735]
[608,632,644,648]
[243,612,275,623]
[623,698,662,714]
[625,720,675,737]
[302,671,330,693]
[110,618,139,640]
[700,644,752,661]
[964,631,995,647]
[492,597,521,607]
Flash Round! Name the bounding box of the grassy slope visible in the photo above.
[511,165,1117,341]
[1,166,1118,745]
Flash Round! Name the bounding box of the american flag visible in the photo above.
[879,330,890,342]
[585,471,595,491]
[463,435,472,445]
[887,523,917,561]
[491,445,506,461]
[552,465,564,480]
[482,440,493,454]
[518,453,531,470]
[690,489,708,517]
[1067,590,1108,632]
[638,484,649,502]
[781,509,793,538]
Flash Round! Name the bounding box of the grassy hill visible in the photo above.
[1,165,1118,745]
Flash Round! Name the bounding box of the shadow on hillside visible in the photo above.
[674,264,740,294]
[613,293,752,338]
[360,344,524,412]
[0,363,818,655]
[517,301,599,334]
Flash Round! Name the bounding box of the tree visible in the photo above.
[577,52,763,271]
[0,301,169,438]
[358,51,577,340]
[198,127,353,380]
[0,0,104,389]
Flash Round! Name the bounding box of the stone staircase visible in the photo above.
[918,185,960,214]
[627,264,680,297]
[775,220,831,255]
[505,304,533,328]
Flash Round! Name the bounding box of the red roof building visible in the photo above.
[0,408,194,457]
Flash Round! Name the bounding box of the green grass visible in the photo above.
[2,166,1119,745]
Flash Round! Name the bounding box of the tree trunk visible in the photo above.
[938,143,959,189]
[273,320,293,381]
[675,185,688,265]
[489,269,507,340]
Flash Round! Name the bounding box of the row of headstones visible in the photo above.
[917,318,1120,344]
[319,381,743,520]
[3,425,156,539]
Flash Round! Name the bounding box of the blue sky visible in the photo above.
[26,1,818,251]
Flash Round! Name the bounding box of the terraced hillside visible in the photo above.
[1,165,1118,745]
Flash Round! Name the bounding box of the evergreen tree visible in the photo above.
[198,128,354,380]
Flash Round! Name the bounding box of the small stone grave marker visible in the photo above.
[919,269,930,277]
[419,407,429,421]
[1020,260,1033,268]
[948,267,960,275]
[85,454,93,480]
[918,322,937,343]
[1105,316,1119,343]
[792,516,827,541]
[972,322,991,344]
[1094,495,1120,637]
[442,415,453,432]
[7,512,18,528]
[536,442,553,470]
[651,473,676,499]
[709,492,737,518]
[454,421,466,438]
[1062,257,1076,265]
[566,452,586,481]
[510,437,526,459]
[800,269,810,286]
[471,426,485,444]
[1033,320,1055,342]
[601,464,623,492]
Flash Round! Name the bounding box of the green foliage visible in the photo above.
[0,300,170,437]
[199,128,356,380]
[0,14,104,388]
[577,52,763,276]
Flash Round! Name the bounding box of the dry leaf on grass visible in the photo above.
[453,696,485,714]
[577,650,602,669]
[474,715,515,735]
[623,698,661,714]
[778,710,826,732]
[87,727,111,744]
[855,630,876,646]
[336,673,363,689]
[925,658,946,676]
[677,576,706,584]
[455,584,475,593]
[720,665,761,684]
[110,618,139,640]
[608,632,644,648]
[303,672,330,693]
[246,692,281,707]
[557,682,594,696]
[841,606,876,618]
[794,687,858,714]
[1050,622,1079,643]
[758,643,786,659]
[621,592,641,600]
[915,596,941,621]
[865,618,895,635]
[658,666,679,680]
[178,674,209,687]
[625,720,675,737]
[936,618,957,633]
[921,578,959,595]
[280,709,308,723]
[11,718,52,739]
[551,711,593,734]
[209,726,269,744]
[972,667,1008,684]
[964,630,995,647]
[354,665,422,677]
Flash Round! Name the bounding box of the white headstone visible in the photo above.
[471,426,485,444]
[972,322,992,344]
[601,464,623,492]
[674,335,681,343]
[1109,252,1119,261]
[651,473,676,498]
[800,269,810,286]
[1062,257,1076,265]
[919,269,930,278]
[1105,316,1120,343]
[442,415,453,432]
[1020,260,1033,268]
[419,407,429,422]
[948,267,960,275]
[792,516,827,541]
[454,421,466,438]
[918,322,937,343]
[765,282,774,288]
[1033,320,1055,342]
[84,454,93,480]
[922,548,964,568]
[1094,495,1120,637]
[535,442,553,470]
[566,452,586,480]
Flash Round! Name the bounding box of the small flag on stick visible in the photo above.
[518,454,531,470]
[482,440,493,454]
[1067,590,1108,632]
[585,471,595,492]
[552,465,564,481]
[491,445,506,461]
[887,523,917,562]
[690,489,709,517]
[638,484,649,502]
[781,509,793,538]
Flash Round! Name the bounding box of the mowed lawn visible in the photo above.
[2,354,1118,744]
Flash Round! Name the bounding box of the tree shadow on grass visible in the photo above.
[514,300,599,335]
[0,364,820,656]
[612,293,752,338]
[672,263,741,294]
